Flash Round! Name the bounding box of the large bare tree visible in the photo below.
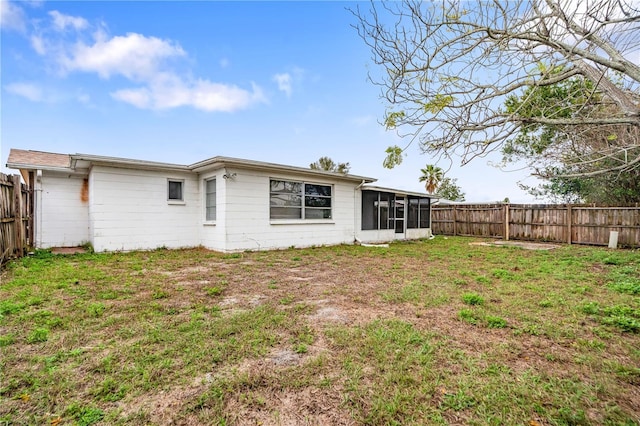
[353,0,640,176]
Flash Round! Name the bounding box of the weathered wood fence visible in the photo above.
[432,203,640,248]
[1,173,33,266]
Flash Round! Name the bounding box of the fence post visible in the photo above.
[452,205,457,236]
[567,204,572,245]
[12,175,24,257]
[504,204,510,241]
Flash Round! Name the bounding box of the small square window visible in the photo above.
[168,179,184,201]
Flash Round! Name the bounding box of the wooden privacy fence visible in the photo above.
[431,203,640,248]
[1,173,33,266]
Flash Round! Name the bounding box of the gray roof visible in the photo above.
[7,149,377,183]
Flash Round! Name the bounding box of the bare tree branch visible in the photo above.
[353,0,640,176]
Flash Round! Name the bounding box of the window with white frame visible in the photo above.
[270,179,332,220]
[168,179,184,202]
[205,178,216,221]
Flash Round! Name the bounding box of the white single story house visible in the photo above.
[6,149,434,252]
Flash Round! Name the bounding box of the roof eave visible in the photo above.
[362,184,437,198]
[190,156,376,183]
[6,162,73,173]
[71,154,190,173]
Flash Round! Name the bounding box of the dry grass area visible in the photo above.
[1,237,639,425]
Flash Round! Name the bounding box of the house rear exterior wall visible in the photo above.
[198,169,226,251]
[89,166,200,252]
[38,171,90,248]
[206,167,360,252]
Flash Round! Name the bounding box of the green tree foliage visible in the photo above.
[503,72,640,203]
[309,156,351,174]
[436,177,466,202]
[419,165,444,193]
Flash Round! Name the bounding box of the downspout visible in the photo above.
[35,169,43,248]
[354,180,366,244]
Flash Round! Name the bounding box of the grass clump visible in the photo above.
[486,315,507,328]
[26,327,49,343]
[461,293,484,306]
[458,308,479,325]
[581,302,640,333]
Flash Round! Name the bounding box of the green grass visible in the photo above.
[1,238,639,425]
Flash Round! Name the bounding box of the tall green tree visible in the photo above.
[503,72,640,203]
[419,165,444,193]
[353,1,640,175]
[310,156,351,174]
[436,177,466,202]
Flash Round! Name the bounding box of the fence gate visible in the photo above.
[1,173,33,266]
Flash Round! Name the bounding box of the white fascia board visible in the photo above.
[71,154,190,173]
[362,184,438,198]
[6,162,74,173]
[190,156,376,183]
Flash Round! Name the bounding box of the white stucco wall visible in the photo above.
[198,169,226,251]
[38,171,90,248]
[202,167,360,252]
[89,166,200,252]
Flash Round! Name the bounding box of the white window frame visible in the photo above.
[167,179,185,204]
[205,177,216,223]
[269,179,333,221]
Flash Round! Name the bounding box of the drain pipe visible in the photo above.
[35,170,43,248]
[353,180,366,244]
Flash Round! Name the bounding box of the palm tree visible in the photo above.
[419,164,444,193]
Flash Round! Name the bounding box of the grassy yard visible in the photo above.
[1,237,639,425]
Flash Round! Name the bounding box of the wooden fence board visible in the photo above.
[0,173,32,266]
[432,203,640,248]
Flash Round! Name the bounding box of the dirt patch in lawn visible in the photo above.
[50,246,88,255]
[469,240,560,250]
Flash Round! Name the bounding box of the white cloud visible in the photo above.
[111,87,151,109]
[11,6,266,113]
[60,32,186,81]
[30,35,46,54]
[273,73,292,97]
[48,10,88,32]
[0,0,27,32]
[5,82,43,101]
[112,73,266,112]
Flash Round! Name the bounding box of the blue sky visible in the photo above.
[1,0,537,202]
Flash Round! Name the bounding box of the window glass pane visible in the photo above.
[305,208,331,219]
[270,193,302,207]
[305,196,331,208]
[206,179,216,221]
[271,180,302,193]
[305,184,331,197]
[270,207,302,219]
[168,180,183,200]
[206,179,216,193]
